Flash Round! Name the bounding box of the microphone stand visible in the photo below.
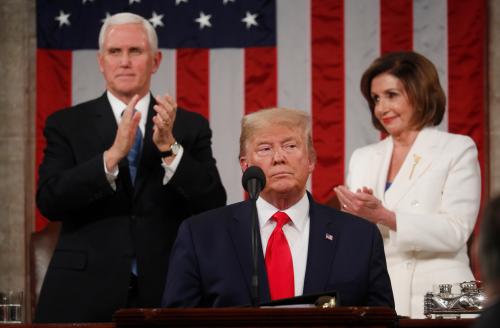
[242,167,265,307]
[250,197,260,307]
[246,178,261,307]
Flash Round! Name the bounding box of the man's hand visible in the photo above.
[104,94,141,172]
[152,93,177,152]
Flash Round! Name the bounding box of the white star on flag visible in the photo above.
[101,12,111,23]
[325,233,333,241]
[55,10,71,27]
[149,11,164,28]
[195,12,212,29]
[223,0,235,4]
[241,11,258,29]
[176,0,188,5]
[129,0,141,4]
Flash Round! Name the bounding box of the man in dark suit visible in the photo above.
[35,13,226,323]
[473,195,500,328]
[162,108,394,308]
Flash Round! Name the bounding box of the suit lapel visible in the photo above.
[93,93,118,151]
[385,128,438,208]
[373,139,393,203]
[303,195,338,295]
[229,202,271,304]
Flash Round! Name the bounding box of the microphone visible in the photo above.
[242,166,266,199]
[241,166,266,306]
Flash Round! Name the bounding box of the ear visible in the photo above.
[151,51,162,74]
[97,52,104,73]
[239,157,249,172]
[308,158,315,174]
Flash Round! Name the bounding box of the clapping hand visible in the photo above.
[334,185,396,230]
[152,93,177,153]
[105,94,141,171]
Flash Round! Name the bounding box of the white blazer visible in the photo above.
[347,127,481,318]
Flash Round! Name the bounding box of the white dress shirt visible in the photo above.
[103,91,183,187]
[257,193,310,296]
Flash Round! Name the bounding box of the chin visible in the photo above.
[269,182,296,194]
[116,85,138,92]
[116,87,141,97]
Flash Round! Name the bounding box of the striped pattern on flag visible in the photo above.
[36,0,487,260]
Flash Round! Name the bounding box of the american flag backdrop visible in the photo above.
[36,0,488,244]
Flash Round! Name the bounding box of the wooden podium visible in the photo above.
[0,307,476,327]
[113,307,397,327]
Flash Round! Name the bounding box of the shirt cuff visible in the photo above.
[103,154,119,191]
[161,145,184,185]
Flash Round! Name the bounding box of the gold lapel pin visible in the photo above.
[409,154,421,179]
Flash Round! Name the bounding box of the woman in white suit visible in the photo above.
[335,51,481,318]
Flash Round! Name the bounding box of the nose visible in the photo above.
[375,98,388,117]
[272,147,286,164]
[119,53,131,66]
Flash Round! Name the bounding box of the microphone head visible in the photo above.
[242,166,266,199]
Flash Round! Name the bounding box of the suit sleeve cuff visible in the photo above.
[161,145,184,185]
[103,153,119,191]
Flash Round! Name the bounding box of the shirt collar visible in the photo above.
[106,91,150,134]
[256,193,310,232]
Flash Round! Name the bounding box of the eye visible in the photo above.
[283,143,297,152]
[371,95,380,103]
[108,48,121,55]
[387,91,398,98]
[130,48,143,55]
[256,145,272,156]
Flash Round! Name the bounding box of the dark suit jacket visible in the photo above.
[472,299,500,328]
[162,194,394,308]
[35,93,226,323]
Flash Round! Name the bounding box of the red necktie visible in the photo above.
[265,211,294,300]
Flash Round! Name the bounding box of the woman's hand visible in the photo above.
[334,185,397,231]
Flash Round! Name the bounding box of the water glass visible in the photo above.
[0,291,23,323]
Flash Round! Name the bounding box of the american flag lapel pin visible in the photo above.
[325,233,333,241]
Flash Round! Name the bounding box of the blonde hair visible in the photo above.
[239,107,316,162]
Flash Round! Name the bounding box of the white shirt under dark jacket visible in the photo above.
[257,193,310,297]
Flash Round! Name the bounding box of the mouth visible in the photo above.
[116,73,135,79]
[381,116,397,124]
[271,172,292,178]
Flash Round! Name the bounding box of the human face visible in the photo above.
[371,73,416,137]
[98,23,161,103]
[240,124,314,206]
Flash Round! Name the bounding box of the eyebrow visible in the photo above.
[106,45,145,51]
[255,137,298,145]
[372,87,400,95]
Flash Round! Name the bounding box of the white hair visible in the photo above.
[98,12,158,52]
